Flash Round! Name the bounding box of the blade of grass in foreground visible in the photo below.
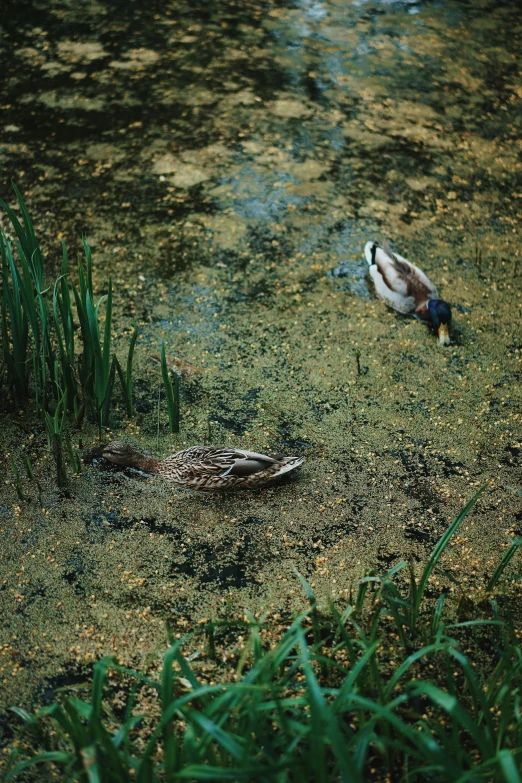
[487,537,522,591]
[5,752,74,782]
[296,628,327,783]
[412,487,485,627]
[161,641,184,779]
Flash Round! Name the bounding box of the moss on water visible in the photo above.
[1,0,522,744]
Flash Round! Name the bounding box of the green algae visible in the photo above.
[0,0,522,750]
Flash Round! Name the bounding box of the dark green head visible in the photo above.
[427,299,451,345]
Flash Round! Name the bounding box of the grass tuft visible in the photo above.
[1,187,140,489]
[5,493,522,782]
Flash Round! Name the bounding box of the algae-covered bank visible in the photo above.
[1,0,522,751]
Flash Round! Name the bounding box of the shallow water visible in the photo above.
[1,0,521,725]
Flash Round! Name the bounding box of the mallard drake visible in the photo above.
[100,441,305,491]
[365,241,452,345]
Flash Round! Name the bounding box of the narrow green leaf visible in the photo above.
[414,488,485,622]
[5,752,74,782]
[487,538,522,591]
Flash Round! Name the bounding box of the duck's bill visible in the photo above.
[438,323,450,345]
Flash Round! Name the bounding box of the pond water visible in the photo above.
[0,0,521,726]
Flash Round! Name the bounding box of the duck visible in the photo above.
[364,241,452,345]
[100,441,305,491]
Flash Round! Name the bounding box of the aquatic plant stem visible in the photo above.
[160,341,180,434]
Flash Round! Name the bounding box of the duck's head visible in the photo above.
[427,299,452,345]
[102,441,144,467]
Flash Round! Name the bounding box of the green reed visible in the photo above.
[1,231,29,399]
[5,493,522,783]
[114,319,139,418]
[52,243,79,413]
[1,186,134,432]
[371,487,486,649]
[3,186,54,409]
[0,187,145,494]
[65,431,81,475]
[42,363,68,488]
[72,239,116,428]
[0,187,54,409]
[160,341,180,433]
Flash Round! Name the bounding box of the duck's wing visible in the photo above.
[369,264,416,313]
[365,241,438,312]
[171,447,278,477]
[365,241,415,313]
[391,248,439,300]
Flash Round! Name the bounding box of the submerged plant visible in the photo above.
[355,346,361,376]
[24,454,43,501]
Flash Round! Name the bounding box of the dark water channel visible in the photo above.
[0,0,521,723]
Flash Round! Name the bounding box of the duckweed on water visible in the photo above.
[1,0,522,777]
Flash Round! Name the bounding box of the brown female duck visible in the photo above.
[101,442,305,491]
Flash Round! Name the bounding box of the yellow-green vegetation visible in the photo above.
[1,0,522,779]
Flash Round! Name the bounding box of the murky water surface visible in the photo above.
[1,0,521,725]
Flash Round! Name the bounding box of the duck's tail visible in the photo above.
[273,455,305,478]
[364,241,378,267]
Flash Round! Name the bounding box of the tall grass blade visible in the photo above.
[498,747,522,782]
[115,319,139,417]
[412,487,485,626]
[1,232,29,397]
[487,537,522,591]
[52,244,78,410]
[5,752,74,782]
[161,341,180,433]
